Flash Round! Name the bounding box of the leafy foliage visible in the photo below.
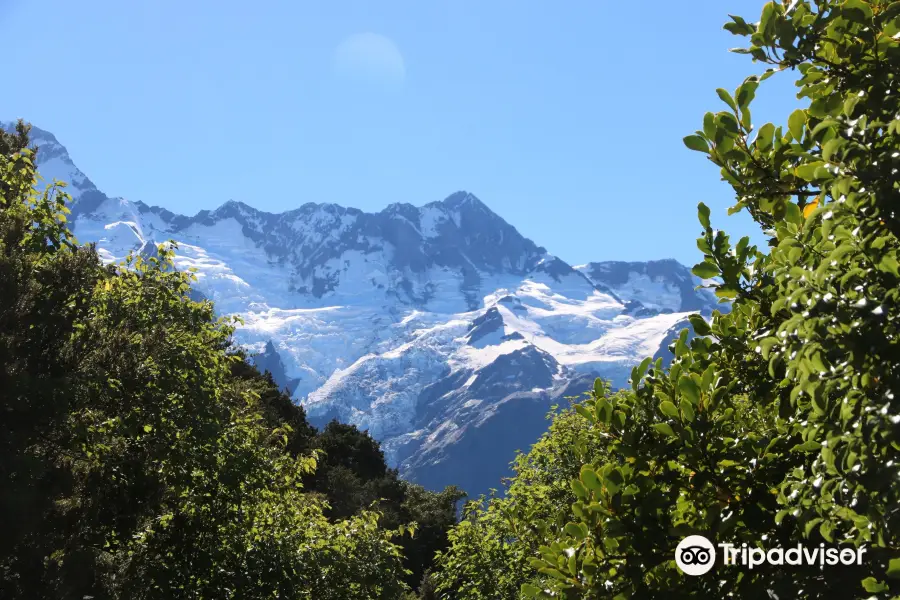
[433,1,900,598]
[239,380,466,591]
[430,398,616,599]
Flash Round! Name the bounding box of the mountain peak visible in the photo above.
[438,191,485,211]
[4,120,106,218]
[3,122,74,168]
[211,199,259,217]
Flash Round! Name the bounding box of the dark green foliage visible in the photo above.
[1,120,102,595]
[303,420,465,589]
[228,351,317,457]
[312,420,394,501]
[398,482,467,591]
[0,121,418,598]
[0,120,33,156]
[224,361,467,591]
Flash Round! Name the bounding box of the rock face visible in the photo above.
[8,121,720,499]
[251,341,302,397]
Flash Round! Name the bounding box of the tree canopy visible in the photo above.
[431,1,900,598]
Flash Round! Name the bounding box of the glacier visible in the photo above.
[9,122,721,498]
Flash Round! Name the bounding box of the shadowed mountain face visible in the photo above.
[252,341,302,397]
[8,121,719,498]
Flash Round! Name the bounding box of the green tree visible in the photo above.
[1,119,100,595]
[433,1,900,598]
[0,120,411,599]
[227,353,467,594]
[523,1,900,597]
[431,397,616,599]
[304,420,466,590]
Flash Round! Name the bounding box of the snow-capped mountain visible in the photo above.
[10,122,720,498]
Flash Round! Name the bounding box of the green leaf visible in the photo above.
[565,522,587,541]
[680,398,695,422]
[819,521,835,543]
[862,578,889,593]
[683,135,709,153]
[735,78,759,109]
[703,112,717,139]
[888,557,900,579]
[571,479,588,500]
[804,517,823,537]
[822,138,843,162]
[678,377,701,406]
[717,112,741,135]
[716,88,737,112]
[652,422,677,437]
[788,109,806,140]
[791,440,822,452]
[795,162,826,181]
[632,356,652,391]
[688,314,711,336]
[877,254,900,277]
[595,398,613,424]
[724,14,755,36]
[756,122,775,151]
[727,201,746,215]
[143,424,153,433]
[715,285,740,299]
[692,261,720,279]
[809,94,842,119]
[871,236,891,250]
[760,337,779,360]
[575,404,595,423]
[659,401,679,419]
[604,469,624,495]
[701,364,715,391]
[740,106,752,131]
[698,202,711,229]
[842,0,874,22]
[759,2,778,37]
[581,467,603,493]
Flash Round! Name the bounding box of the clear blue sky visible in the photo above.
[1,0,802,267]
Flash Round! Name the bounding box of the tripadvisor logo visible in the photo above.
[675,535,867,576]
[675,535,717,576]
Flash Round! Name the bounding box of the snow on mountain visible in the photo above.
[575,259,719,315]
[10,122,714,498]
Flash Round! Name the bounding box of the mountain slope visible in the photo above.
[9,121,717,498]
[576,259,719,315]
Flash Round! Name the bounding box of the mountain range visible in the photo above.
[10,122,720,498]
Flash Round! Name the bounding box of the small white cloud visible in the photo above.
[333,33,406,86]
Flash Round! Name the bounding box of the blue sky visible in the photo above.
[1,0,803,267]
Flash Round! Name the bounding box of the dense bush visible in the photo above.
[431,395,619,598]
[432,1,900,598]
